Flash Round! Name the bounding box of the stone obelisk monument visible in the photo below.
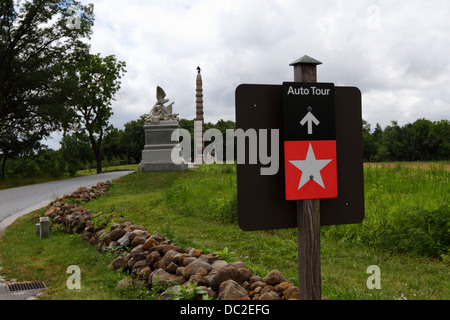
[194,66,204,165]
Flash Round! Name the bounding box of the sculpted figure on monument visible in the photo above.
[145,86,179,124]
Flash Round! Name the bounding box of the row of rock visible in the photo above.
[43,181,300,300]
[66,181,112,203]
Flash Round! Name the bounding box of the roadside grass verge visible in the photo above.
[0,164,138,191]
[0,163,448,300]
[0,212,156,300]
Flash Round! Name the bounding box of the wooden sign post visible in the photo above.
[290,55,323,300]
[235,55,364,300]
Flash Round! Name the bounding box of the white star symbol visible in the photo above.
[289,143,332,190]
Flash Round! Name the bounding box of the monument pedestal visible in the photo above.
[138,121,188,172]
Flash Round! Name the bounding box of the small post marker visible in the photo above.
[39,217,50,239]
[290,55,323,300]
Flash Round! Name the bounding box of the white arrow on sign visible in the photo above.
[300,111,320,134]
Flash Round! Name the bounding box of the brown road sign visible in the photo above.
[235,84,364,231]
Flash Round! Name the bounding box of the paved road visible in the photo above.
[0,171,134,300]
[0,282,44,300]
[0,171,134,232]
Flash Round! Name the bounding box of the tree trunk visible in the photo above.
[88,133,103,174]
[1,154,6,180]
[94,147,102,174]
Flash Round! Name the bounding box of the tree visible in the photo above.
[0,0,94,178]
[179,119,195,161]
[60,131,93,175]
[177,118,236,162]
[122,115,145,163]
[362,119,377,161]
[377,121,406,161]
[68,53,126,174]
[35,148,65,178]
[0,137,40,179]
[430,120,450,160]
[373,123,383,142]
[101,127,124,162]
[403,118,433,161]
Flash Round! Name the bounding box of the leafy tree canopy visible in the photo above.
[0,0,94,178]
[67,52,126,173]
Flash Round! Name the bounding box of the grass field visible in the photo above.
[0,162,448,300]
[0,164,138,191]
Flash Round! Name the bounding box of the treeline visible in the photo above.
[179,118,237,161]
[1,117,236,180]
[2,117,146,179]
[362,119,450,162]
[2,116,448,180]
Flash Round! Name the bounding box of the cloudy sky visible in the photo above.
[46,0,449,149]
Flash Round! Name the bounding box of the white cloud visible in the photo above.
[44,0,450,149]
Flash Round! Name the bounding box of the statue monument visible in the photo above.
[138,86,188,172]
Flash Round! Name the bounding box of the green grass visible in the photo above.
[324,163,449,258]
[0,164,138,190]
[0,214,122,299]
[75,164,138,177]
[0,213,156,300]
[0,163,448,300]
[0,175,73,191]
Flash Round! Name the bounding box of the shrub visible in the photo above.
[375,205,449,258]
[324,205,449,259]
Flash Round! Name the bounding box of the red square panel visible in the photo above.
[284,140,337,200]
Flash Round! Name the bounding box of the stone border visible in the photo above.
[41,181,301,300]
